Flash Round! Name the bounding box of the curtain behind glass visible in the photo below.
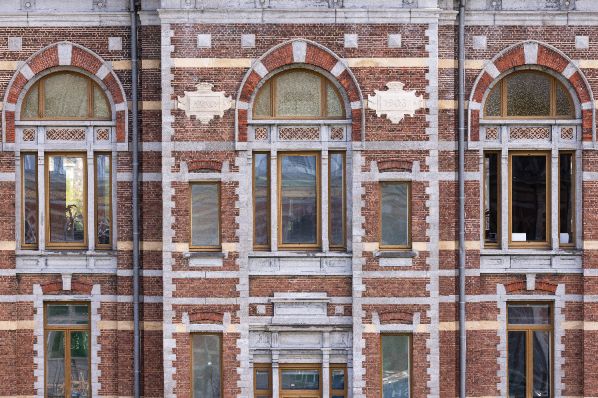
[43,73,89,119]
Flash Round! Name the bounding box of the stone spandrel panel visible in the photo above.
[177,82,234,124]
[367,81,425,124]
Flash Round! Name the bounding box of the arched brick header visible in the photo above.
[469,40,595,142]
[2,41,128,144]
[235,39,365,142]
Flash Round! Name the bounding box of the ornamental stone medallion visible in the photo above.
[177,82,234,123]
[367,81,425,124]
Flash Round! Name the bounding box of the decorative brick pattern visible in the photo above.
[278,126,320,140]
[509,126,550,140]
[330,126,345,140]
[254,126,269,141]
[485,127,499,140]
[96,128,110,141]
[22,128,36,141]
[561,126,574,140]
[46,128,86,141]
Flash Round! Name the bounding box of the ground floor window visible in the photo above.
[329,365,347,398]
[44,302,90,398]
[381,334,411,398]
[192,334,222,398]
[507,303,552,398]
[253,364,346,398]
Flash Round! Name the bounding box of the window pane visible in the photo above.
[281,370,319,390]
[44,73,89,119]
[253,154,270,248]
[280,155,318,245]
[95,154,111,246]
[511,155,547,242]
[533,331,551,398]
[47,304,89,326]
[191,184,220,248]
[255,370,270,390]
[48,155,86,244]
[484,153,499,244]
[559,153,574,245]
[275,71,321,117]
[192,334,221,398]
[331,368,345,390]
[22,154,38,246]
[329,153,344,248]
[254,81,272,117]
[381,183,409,247]
[70,331,90,398]
[326,82,343,117]
[382,335,410,398]
[22,84,39,119]
[46,331,66,398]
[508,304,551,325]
[484,84,501,117]
[556,82,573,117]
[93,86,111,119]
[506,73,551,117]
[508,331,527,398]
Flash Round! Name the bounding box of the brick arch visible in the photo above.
[469,40,595,142]
[235,39,364,142]
[2,41,128,144]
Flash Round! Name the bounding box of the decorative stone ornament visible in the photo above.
[367,81,425,124]
[177,82,234,124]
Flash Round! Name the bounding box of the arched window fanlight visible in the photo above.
[484,71,574,119]
[21,71,111,121]
[253,69,345,119]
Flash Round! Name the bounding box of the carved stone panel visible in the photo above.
[367,81,425,124]
[177,82,234,123]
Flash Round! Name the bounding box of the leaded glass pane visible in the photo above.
[556,82,573,117]
[70,331,90,398]
[275,71,321,117]
[508,331,526,398]
[382,335,410,398]
[281,370,319,390]
[47,304,89,326]
[326,82,343,117]
[511,155,547,243]
[254,82,272,117]
[191,183,220,247]
[508,304,551,325]
[22,84,39,119]
[93,86,111,119]
[253,154,270,248]
[329,153,344,247]
[506,73,551,117]
[484,84,501,117]
[192,334,221,398]
[22,154,38,246]
[381,183,409,247]
[95,154,111,246]
[48,155,86,244]
[280,155,318,245]
[46,331,66,398]
[44,73,89,119]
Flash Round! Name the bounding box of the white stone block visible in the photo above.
[388,34,402,48]
[108,37,122,52]
[8,37,22,52]
[241,33,255,48]
[197,34,212,49]
[472,35,487,50]
[344,33,358,49]
[575,35,589,50]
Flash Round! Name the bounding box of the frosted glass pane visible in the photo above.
[95,154,111,246]
[93,86,110,119]
[275,71,321,117]
[506,73,551,117]
[22,154,37,245]
[192,334,221,398]
[484,84,501,117]
[44,73,89,119]
[326,82,343,117]
[22,85,39,119]
[254,82,271,117]
[382,335,410,398]
[381,183,409,247]
[556,82,573,116]
[191,184,220,247]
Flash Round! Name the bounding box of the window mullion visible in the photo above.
[321,150,329,253]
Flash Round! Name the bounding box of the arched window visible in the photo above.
[253,69,345,119]
[484,71,574,119]
[21,71,111,120]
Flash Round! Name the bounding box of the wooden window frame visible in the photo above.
[328,151,346,250]
[252,68,346,120]
[45,152,88,249]
[253,152,271,251]
[483,71,575,120]
[190,333,223,398]
[21,71,112,121]
[21,152,38,249]
[508,152,551,248]
[189,182,221,252]
[558,151,576,248]
[44,302,91,398]
[380,333,413,398]
[277,152,321,250]
[329,364,347,398]
[279,363,322,397]
[506,302,554,398]
[94,153,112,249]
[253,363,273,398]
[484,151,501,248]
[379,181,412,250]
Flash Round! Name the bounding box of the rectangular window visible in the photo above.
[254,364,272,398]
[21,153,38,248]
[381,334,411,398]
[330,365,347,398]
[253,153,270,250]
[94,153,111,248]
[278,153,320,249]
[484,152,500,246]
[46,154,87,248]
[44,303,90,398]
[509,153,550,247]
[380,182,411,249]
[190,182,220,251]
[559,152,574,246]
[192,334,222,398]
[507,303,552,398]
[280,367,320,391]
[329,152,345,249]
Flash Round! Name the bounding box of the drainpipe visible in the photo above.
[129,1,141,397]
[457,1,467,398]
